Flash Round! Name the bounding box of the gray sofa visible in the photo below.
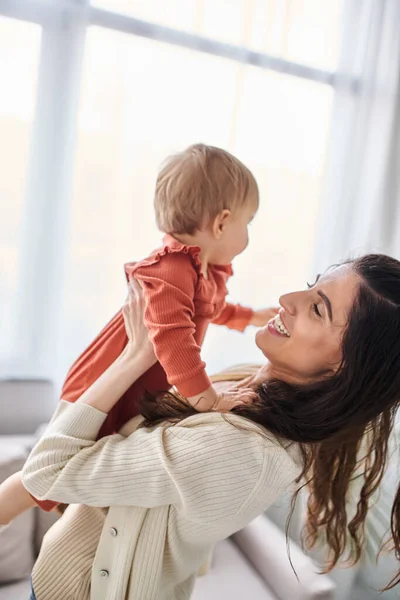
[0,378,337,600]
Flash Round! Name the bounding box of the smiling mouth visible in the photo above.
[273,314,290,337]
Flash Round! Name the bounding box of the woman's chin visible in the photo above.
[255,323,285,360]
[255,326,269,354]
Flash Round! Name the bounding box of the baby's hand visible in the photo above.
[213,386,256,412]
[250,307,279,327]
[212,393,244,412]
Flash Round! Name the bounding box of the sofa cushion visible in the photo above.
[0,379,56,435]
[0,437,35,583]
[0,579,31,600]
[192,539,275,600]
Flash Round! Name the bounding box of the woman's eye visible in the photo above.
[313,303,322,317]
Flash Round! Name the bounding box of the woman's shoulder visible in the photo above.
[163,412,302,520]
[119,410,302,480]
[168,412,301,467]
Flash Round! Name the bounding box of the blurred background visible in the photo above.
[0,1,399,599]
[0,0,343,382]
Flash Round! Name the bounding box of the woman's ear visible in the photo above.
[212,209,231,239]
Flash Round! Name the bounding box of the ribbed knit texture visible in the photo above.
[130,234,254,397]
[22,387,301,600]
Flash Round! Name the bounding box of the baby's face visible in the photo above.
[212,198,257,265]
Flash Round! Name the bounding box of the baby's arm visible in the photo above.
[212,301,254,331]
[133,254,220,411]
[0,470,36,526]
[213,302,279,330]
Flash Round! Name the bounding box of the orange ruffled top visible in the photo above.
[32,234,253,512]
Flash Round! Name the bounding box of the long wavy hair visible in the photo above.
[139,253,400,590]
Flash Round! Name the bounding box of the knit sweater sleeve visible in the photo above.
[133,252,211,397]
[21,402,288,523]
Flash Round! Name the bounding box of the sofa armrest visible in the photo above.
[232,515,336,600]
[0,436,36,583]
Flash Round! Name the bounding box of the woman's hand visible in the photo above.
[122,276,156,368]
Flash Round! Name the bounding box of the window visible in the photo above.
[1,0,343,380]
[93,0,342,70]
[0,16,41,365]
[62,27,334,372]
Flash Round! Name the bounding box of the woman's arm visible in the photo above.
[70,278,156,414]
[21,404,270,522]
[71,346,152,414]
[0,279,155,525]
[0,471,36,525]
[21,280,275,516]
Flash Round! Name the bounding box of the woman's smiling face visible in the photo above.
[256,265,361,385]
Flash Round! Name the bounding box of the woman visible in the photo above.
[22,254,400,600]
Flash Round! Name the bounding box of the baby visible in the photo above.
[0,143,276,523]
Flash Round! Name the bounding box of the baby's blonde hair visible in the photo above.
[155,143,259,235]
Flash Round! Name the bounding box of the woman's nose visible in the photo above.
[279,292,298,316]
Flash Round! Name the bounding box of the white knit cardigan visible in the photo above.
[22,400,302,600]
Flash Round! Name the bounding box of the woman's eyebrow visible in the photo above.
[317,291,333,321]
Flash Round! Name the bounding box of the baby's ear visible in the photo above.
[212,209,231,239]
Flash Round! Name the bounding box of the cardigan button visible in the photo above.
[100,570,109,578]
[109,527,118,537]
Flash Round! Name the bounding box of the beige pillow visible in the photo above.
[0,437,35,582]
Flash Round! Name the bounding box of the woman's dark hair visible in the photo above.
[139,253,400,590]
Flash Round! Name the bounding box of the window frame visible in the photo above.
[0,0,346,376]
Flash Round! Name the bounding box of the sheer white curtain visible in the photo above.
[314,0,400,273]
